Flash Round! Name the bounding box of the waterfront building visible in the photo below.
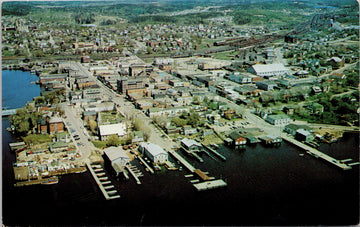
[104,146,130,174]
[180,138,202,151]
[138,142,168,164]
[295,129,314,142]
[265,114,291,126]
[229,132,247,146]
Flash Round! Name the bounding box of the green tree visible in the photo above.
[88,120,97,134]
[171,117,187,127]
[106,135,121,147]
[188,112,200,127]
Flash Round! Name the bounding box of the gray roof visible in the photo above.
[104,146,129,162]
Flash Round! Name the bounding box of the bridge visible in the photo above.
[2,108,17,116]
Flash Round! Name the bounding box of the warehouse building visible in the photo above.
[138,142,168,164]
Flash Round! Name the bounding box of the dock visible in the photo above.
[168,150,196,172]
[137,155,154,174]
[201,143,226,161]
[181,147,203,163]
[86,163,120,200]
[2,108,17,116]
[282,136,352,170]
[193,179,227,191]
[126,165,142,184]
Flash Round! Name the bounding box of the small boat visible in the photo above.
[299,153,305,157]
[41,177,59,185]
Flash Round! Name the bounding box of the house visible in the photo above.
[330,72,346,80]
[83,111,97,123]
[132,131,144,143]
[37,118,48,134]
[180,138,202,151]
[283,107,294,115]
[311,86,322,94]
[266,114,291,126]
[82,85,101,100]
[247,63,290,77]
[48,116,64,134]
[182,125,197,135]
[229,132,247,146]
[327,57,344,69]
[295,129,314,142]
[103,146,130,174]
[98,123,127,141]
[306,103,324,114]
[138,142,168,164]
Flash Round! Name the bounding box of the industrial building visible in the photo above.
[104,146,130,175]
[247,63,290,77]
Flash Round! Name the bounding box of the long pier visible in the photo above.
[2,109,17,116]
[168,150,196,172]
[137,155,154,174]
[201,143,226,161]
[86,163,120,200]
[282,136,352,170]
[126,165,141,184]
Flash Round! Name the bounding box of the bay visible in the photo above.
[2,70,359,226]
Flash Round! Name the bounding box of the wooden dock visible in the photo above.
[201,143,226,161]
[137,155,154,174]
[168,150,196,172]
[86,163,120,200]
[193,179,227,191]
[282,136,352,170]
[126,165,142,184]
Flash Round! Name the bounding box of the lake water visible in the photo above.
[2,70,359,226]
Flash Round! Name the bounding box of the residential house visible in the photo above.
[48,116,64,134]
[306,103,324,114]
[182,125,197,135]
[37,118,48,134]
[132,131,144,143]
[83,111,97,123]
[138,142,168,164]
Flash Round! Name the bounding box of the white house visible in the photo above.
[247,63,290,77]
[266,114,291,126]
[99,123,127,141]
[139,142,168,164]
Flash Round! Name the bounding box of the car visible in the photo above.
[75,137,80,140]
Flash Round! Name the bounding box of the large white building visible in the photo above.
[99,123,127,141]
[104,146,130,174]
[247,63,290,77]
[266,114,291,126]
[139,142,168,164]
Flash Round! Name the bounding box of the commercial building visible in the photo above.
[104,146,130,175]
[266,114,291,126]
[138,142,168,164]
[256,80,278,91]
[98,123,127,141]
[181,138,202,151]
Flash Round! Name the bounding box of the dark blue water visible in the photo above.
[2,70,359,226]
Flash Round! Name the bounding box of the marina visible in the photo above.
[201,143,226,161]
[168,150,196,172]
[137,155,154,174]
[86,163,120,200]
[282,136,353,170]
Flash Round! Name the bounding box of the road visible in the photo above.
[66,61,177,153]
